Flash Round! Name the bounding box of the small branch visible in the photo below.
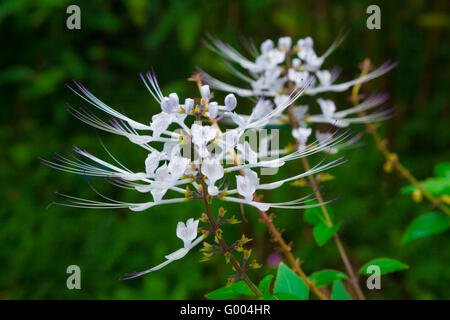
[257,205,329,300]
[200,171,263,298]
[354,59,450,217]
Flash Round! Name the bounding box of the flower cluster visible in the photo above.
[200,34,396,151]
[42,71,350,277]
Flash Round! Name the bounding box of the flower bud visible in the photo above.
[208,101,218,119]
[224,93,237,112]
[292,58,301,69]
[184,98,194,114]
[200,85,210,102]
[161,97,173,113]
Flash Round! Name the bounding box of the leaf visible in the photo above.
[274,263,309,300]
[402,212,449,244]
[259,294,277,300]
[205,281,255,299]
[304,203,334,225]
[273,293,302,300]
[258,275,274,295]
[309,269,347,287]
[331,280,351,300]
[401,178,450,196]
[435,162,450,179]
[313,223,340,246]
[359,258,409,276]
[258,293,300,300]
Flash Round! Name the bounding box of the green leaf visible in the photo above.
[359,258,409,276]
[258,275,274,295]
[205,281,256,299]
[304,203,335,225]
[313,223,340,246]
[259,294,277,300]
[273,293,302,300]
[258,293,300,300]
[401,178,450,196]
[331,280,351,300]
[435,162,450,179]
[402,212,450,244]
[274,263,309,300]
[309,269,347,287]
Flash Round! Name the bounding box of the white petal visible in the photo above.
[165,247,189,260]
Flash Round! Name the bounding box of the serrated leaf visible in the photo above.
[274,263,309,300]
[402,212,449,244]
[309,269,347,287]
[331,280,351,300]
[258,275,274,295]
[359,258,409,276]
[205,281,255,299]
[313,223,340,246]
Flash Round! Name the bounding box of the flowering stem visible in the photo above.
[284,76,365,299]
[199,179,263,298]
[354,59,450,217]
[190,72,325,299]
[256,206,329,300]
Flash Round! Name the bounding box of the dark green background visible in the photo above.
[1,0,448,299]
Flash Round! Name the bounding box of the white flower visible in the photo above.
[278,36,292,51]
[316,70,332,87]
[318,98,336,119]
[293,105,308,121]
[236,169,259,202]
[191,123,217,158]
[201,157,224,195]
[176,218,199,249]
[297,37,313,51]
[260,39,274,54]
[201,34,396,101]
[121,218,203,280]
[292,127,312,147]
[45,74,345,221]
[168,155,190,181]
[288,69,309,87]
[150,112,172,138]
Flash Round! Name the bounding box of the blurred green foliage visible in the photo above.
[0,0,449,299]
